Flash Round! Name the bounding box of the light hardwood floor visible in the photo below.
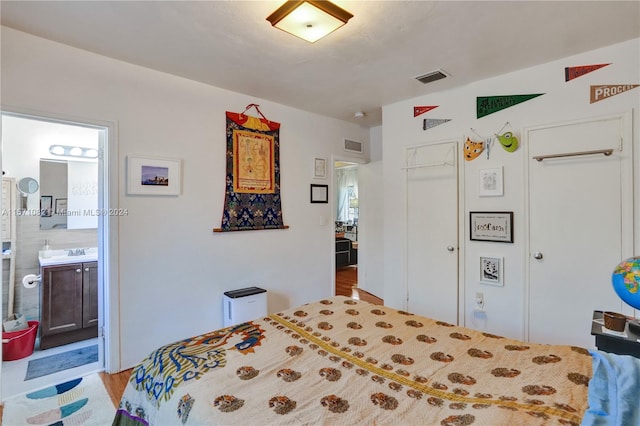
[336,265,358,297]
[100,369,133,408]
[336,265,383,305]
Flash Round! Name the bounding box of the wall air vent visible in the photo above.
[344,139,363,154]
[415,69,449,84]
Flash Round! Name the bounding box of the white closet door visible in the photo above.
[527,114,632,348]
[406,141,459,324]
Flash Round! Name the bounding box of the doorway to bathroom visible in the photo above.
[1,112,111,400]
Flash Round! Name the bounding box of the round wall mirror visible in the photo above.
[17,177,39,195]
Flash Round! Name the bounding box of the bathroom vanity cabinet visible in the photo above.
[40,261,98,349]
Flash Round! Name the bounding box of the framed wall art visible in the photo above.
[313,157,327,179]
[480,255,504,286]
[310,184,328,203]
[55,198,67,215]
[127,155,182,196]
[479,166,503,197]
[470,211,513,243]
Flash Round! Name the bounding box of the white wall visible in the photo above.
[382,38,640,340]
[1,27,369,368]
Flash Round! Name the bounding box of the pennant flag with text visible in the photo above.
[423,118,451,130]
[565,64,610,82]
[414,106,438,117]
[477,94,544,119]
[590,84,639,104]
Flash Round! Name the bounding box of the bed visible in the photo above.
[113,296,640,425]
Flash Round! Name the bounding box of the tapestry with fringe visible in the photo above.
[217,105,286,232]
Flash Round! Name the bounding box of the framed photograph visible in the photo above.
[480,255,504,286]
[470,211,514,243]
[55,198,68,215]
[313,157,327,179]
[127,155,182,196]
[40,195,53,217]
[479,166,503,197]
[310,184,328,203]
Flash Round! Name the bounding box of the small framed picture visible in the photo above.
[313,157,327,179]
[470,211,514,243]
[40,195,53,217]
[479,167,503,197]
[310,184,328,203]
[480,256,503,286]
[55,198,67,215]
[127,155,182,196]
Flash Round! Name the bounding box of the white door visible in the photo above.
[406,141,459,324]
[527,113,632,348]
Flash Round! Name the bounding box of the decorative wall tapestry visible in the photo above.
[565,63,610,82]
[476,94,544,119]
[215,104,288,232]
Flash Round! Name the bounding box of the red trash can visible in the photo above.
[2,321,38,361]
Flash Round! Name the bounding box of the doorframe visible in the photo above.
[522,110,634,342]
[402,138,464,324]
[331,155,367,297]
[0,106,121,378]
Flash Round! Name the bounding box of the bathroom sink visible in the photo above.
[39,247,98,266]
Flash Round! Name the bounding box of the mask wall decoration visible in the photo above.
[497,131,519,152]
[464,137,484,161]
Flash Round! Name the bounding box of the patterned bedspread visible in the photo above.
[113,296,593,425]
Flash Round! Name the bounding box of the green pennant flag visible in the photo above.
[477,94,544,118]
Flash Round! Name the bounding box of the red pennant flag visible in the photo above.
[414,106,438,117]
[565,64,610,82]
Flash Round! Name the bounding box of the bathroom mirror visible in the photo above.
[40,159,98,230]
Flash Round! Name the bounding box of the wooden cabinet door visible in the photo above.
[82,261,99,328]
[41,263,83,336]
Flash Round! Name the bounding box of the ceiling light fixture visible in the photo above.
[49,144,99,159]
[266,1,354,43]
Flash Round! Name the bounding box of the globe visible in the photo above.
[612,257,640,310]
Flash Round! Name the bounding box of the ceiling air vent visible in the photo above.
[344,139,363,153]
[415,69,448,84]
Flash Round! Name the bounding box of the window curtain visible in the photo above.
[335,167,358,222]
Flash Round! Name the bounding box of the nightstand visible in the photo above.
[591,311,640,358]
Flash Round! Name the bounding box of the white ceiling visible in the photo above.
[1,1,639,128]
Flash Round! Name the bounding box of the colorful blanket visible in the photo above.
[113,296,594,425]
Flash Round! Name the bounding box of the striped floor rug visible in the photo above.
[2,373,115,425]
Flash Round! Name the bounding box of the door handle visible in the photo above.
[533,252,543,260]
[447,246,455,252]
[85,268,90,272]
